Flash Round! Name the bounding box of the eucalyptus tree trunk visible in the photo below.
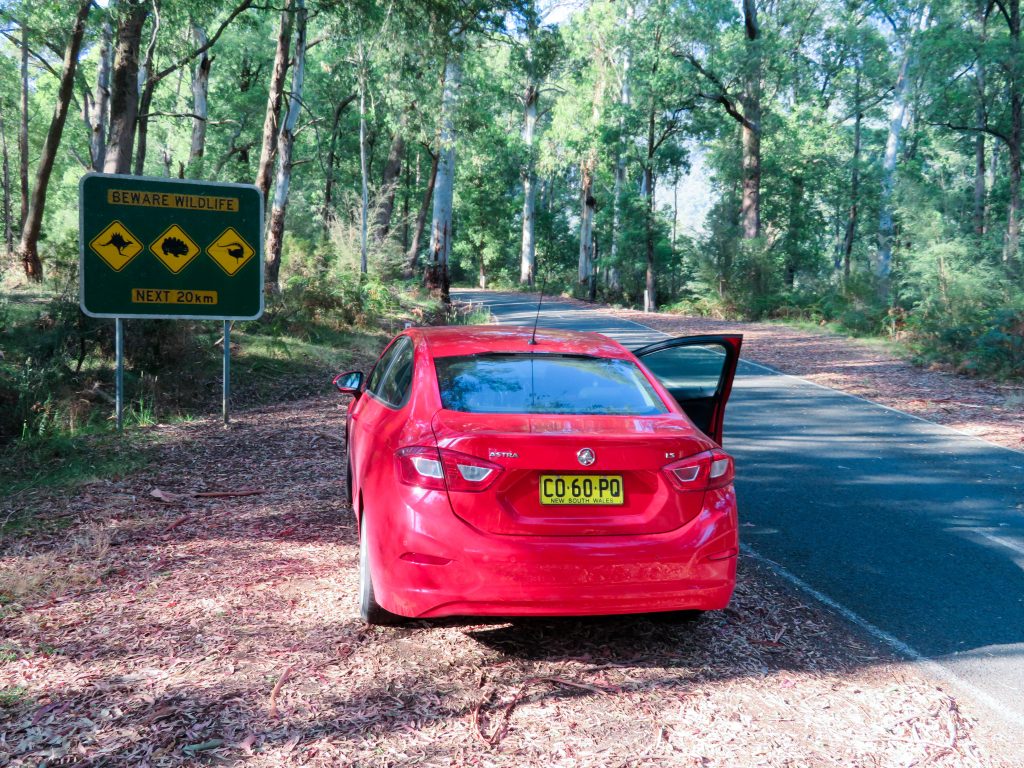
[188,24,211,174]
[974,5,988,238]
[84,9,114,171]
[358,50,370,273]
[132,4,160,175]
[18,19,28,228]
[406,149,439,277]
[264,0,306,293]
[17,0,92,280]
[578,70,605,294]
[876,50,913,298]
[974,106,986,237]
[519,82,538,285]
[1,111,13,254]
[740,0,761,240]
[518,1,541,286]
[842,66,862,281]
[133,1,252,176]
[104,1,148,174]
[401,149,413,251]
[876,6,930,298]
[256,0,294,203]
[1005,0,1022,267]
[640,88,661,312]
[323,93,357,234]
[578,162,596,294]
[609,21,630,295]
[374,109,408,243]
[427,52,462,302]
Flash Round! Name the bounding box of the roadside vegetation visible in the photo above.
[0,0,1021,392]
[0,252,461,504]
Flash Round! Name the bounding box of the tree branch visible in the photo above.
[992,0,1012,28]
[676,51,756,131]
[927,119,1009,144]
[151,0,254,84]
[0,29,61,78]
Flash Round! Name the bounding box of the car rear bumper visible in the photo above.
[372,487,739,619]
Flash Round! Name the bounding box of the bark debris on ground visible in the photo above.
[0,394,1012,767]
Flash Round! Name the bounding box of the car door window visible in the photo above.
[634,335,742,443]
[640,344,727,399]
[366,337,405,397]
[375,337,415,408]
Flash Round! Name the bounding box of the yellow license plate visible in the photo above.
[539,475,624,505]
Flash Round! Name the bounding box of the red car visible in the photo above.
[334,326,742,624]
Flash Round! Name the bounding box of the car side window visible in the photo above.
[375,338,415,408]
[366,337,404,397]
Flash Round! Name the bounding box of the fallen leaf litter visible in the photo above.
[0,392,1013,766]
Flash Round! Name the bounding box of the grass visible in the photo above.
[0,686,28,709]
[0,273,484,516]
[0,429,160,535]
[762,316,910,351]
[0,280,391,536]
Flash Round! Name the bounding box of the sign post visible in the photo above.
[223,320,231,424]
[79,173,264,428]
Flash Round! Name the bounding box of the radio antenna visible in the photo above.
[528,274,545,346]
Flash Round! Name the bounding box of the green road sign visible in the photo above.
[79,173,264,320]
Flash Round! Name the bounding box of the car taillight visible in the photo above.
[396,446,502,493]
[663,449,734,491]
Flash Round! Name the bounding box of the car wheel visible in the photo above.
[358,513,404,626]
[345,458,354,506]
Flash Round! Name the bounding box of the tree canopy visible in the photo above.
[1,0,1022,377]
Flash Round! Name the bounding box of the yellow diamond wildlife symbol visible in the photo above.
[150,224,200,274]
[206,227,255,276]
[89,221,143,271]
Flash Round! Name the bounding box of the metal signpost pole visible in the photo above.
[115,318,124,431]
[223,320,230,425]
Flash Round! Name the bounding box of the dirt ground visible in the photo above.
[0,391,1014,767]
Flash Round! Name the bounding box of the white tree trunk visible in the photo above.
[358,47,369,274]
[578,70,606,291]
[188,24,210,174]
[876,6,929,296]
[875,53,910,290]
[609,3,632,293]
[519,84,538,284]
[1,111,13,253]
[427,50,461,300]
[87,10,113,171]
[578,163,595,290]
[19,19,29,228]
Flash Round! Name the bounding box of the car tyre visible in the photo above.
[345,458,354,505]
[358,514,405,626]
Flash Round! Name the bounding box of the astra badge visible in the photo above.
[577,448,596,466]
[489,450,518,459]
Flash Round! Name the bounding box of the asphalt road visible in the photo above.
[453,289,1024,728]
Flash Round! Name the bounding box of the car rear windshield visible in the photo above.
[434,353,668,415]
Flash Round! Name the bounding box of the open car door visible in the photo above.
[633,335,743,444]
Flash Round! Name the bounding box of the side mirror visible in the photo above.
[333,370,364,396]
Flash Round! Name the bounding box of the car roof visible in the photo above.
[411,325,635,360]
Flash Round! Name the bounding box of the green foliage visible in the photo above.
[2,0,1022,384]
[899,241,1023,377]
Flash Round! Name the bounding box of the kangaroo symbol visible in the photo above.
[218,242,247,262]
[98,231,134,256]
